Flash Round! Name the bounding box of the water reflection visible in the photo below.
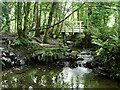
[2,65,120,89]
[55,66,91,88]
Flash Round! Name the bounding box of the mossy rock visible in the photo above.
[13,67,28,74]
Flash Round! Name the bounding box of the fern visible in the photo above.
[11,37,37,47]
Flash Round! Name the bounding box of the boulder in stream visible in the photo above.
[86,60,99,69]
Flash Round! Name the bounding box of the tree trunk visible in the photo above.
[23,2,31,37]
[4,2,10,32]
[15,3,17,32]
[42,3,50,31]
[87,5,92,29]
[43,2,56,43]
[35,3,42,37]
[77,9,80,21]
[48,3,85,29]
[118,1,120,38]
[17,2,23,38]
[0,3,2,31]
[51,4,59,38]
[31,2,37,30]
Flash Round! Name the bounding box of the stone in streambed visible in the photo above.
[76,57,84,61]
[4,50,9,56]
[9,52,16,60]
[86,60,99,69]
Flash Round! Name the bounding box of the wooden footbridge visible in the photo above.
[61,21,84,33]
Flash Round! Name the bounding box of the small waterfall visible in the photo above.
[75,50,93,76]
[56,50,93,88]
[76,50,93,68]
[76,61,84,67]
[80,62,84,67]
[64,61,70,67]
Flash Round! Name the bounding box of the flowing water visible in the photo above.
[2,50,120,89]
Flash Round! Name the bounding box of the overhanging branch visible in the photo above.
[29,2,85,31]
[47,2,85,29]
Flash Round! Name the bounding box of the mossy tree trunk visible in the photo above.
[17,2,23,38]
[3,2,10,32]
[77,9,80,21]
[35,3,42,37]
[23,2,31,37]
[43,2,57,43]
[31,2,37,31]
[118,1,120,39]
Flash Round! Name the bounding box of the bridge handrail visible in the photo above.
[61,21,84,33]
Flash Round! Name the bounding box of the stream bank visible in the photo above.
[1,33,120,89]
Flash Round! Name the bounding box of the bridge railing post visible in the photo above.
[61,21,84,33]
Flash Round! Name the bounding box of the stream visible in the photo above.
[2,50,120,89]
[2,64,120,89]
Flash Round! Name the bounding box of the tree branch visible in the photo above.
[29,2,85,31]
[46,2,86,29]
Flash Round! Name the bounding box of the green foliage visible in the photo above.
[44,46,68,60]
[92,28,120,74]
[74,33,85,46]
[88,3,114,28]
[61,45,69,52]
[34,45,69,62]
[73,29,92,47]
[11,37,37,47]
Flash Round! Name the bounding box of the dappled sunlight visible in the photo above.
[107,14,115,27]
[1,1,120,89]
[56,66,92,88]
